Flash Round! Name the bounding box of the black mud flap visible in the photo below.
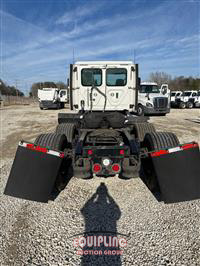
[4,141,64,203]
[150,143,200,203]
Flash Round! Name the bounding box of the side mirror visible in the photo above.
[161,84,168,95]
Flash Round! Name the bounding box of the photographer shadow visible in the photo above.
[80,182,122,266]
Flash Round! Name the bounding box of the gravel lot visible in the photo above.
[0,104,200,266]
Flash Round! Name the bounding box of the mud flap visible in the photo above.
[4,141,64,203]
[150,143,200,203]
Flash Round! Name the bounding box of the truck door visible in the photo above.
[78,66,105,110]
[105,65,134,110]
[59,90,67,102]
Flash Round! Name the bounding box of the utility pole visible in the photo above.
[133,49,136,63]
[73,48,75,64]
[15,79,19,97]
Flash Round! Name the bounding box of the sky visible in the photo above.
[0,0,199,94]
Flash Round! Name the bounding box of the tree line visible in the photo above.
[149,72,200,91]
[0,79,24,96]
[30,81,68,97]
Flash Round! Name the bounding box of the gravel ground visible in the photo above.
[0,104,200,266]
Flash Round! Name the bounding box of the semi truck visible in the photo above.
[193,91,200,107]
[137,82,170,116]
[4,61,200,204]
[170,91,182,107]
[38,88,68,109]
[175,90,198,108]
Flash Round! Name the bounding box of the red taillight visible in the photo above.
[112,164,120,172]
[120,150,125,155]
[88,149,93,155]
[93,163,101,173]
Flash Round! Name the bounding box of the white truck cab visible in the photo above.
[38,88,68,109]
[170,91,182,107]
[70,61,138,112]
[175,90,198,108]
[137,82,170,116]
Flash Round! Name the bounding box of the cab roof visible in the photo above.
[75,61,134,65]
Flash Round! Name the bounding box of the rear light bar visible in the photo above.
[19,141,65,158]
[150,142,199,158]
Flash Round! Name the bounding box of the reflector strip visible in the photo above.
[18,141,64,158]
[168,147,181,153]
[150,142,199,157]
[181,143,198,150]
[151,150,169,157]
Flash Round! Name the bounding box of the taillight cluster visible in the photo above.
[92,163,121,174]
[87,149,125,156]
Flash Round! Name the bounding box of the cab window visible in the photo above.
[60,91,66,97]
[106,68,127,86]
[81,68,102,86]
[140,85,160,93]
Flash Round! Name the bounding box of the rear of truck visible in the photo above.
[38,88,61,109]
[4,61,200,204]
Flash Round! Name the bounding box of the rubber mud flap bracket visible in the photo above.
[150,143,200,203]
[4,142,64,203]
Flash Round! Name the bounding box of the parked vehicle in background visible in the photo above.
[175,90,198,109]
[189,91,200,108]
[170,91,182,107]
[38,88,68,109]
[137,82,170,116]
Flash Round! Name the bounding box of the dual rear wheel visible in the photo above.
[34,133,72,194]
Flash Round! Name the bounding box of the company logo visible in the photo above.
[71,231,129,256]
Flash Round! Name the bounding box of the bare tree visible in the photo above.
[149,72,172,86]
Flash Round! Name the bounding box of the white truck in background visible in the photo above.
[193,91,200,107]
[137,82,170,116]
[170,91,182,107]
[38,88,68,110]
[175,90,198,108]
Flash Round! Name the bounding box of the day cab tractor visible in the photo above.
[175,90,198,109]
[4,61,200,204]
[137,82,170,116]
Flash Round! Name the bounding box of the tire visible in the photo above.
[137,105,144,116]
[40,107,43,110]
[34,133,70,193]
[134,122,156,142]
[144,132,180,151]
[179,102,186,109]
[55,123,77,145]
[34,133,67,151]
[142,132,180,193]
[186,102,193,109]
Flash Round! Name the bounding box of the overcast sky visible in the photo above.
[0,0,199,93]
